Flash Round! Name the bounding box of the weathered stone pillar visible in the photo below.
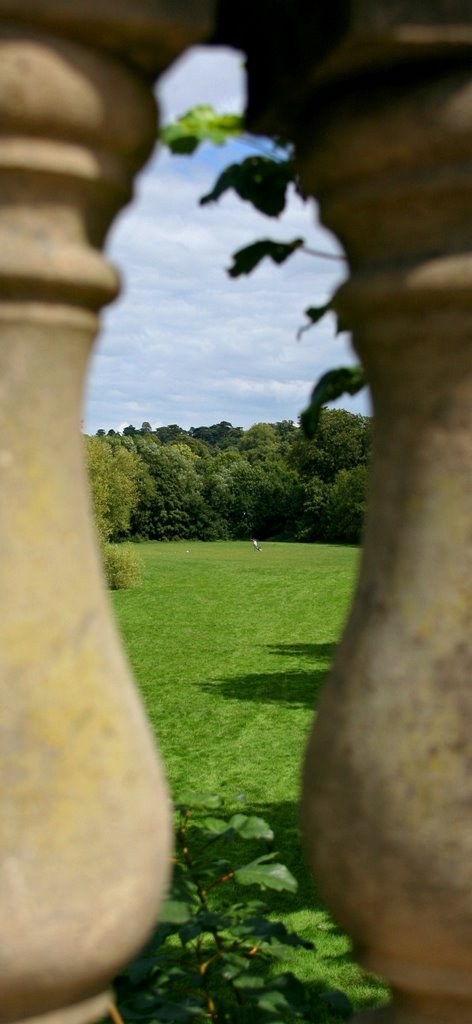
[292,8,472,1024]
[0,4,212,1023]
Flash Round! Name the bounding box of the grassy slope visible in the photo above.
[111,541,387,1014]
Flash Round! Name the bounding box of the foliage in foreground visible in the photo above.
[159,105,366,413]
[113,794,352,1024]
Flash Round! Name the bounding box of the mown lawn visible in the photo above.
[111,541,387,1015]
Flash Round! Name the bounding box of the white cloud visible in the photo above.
[84,47,370,434]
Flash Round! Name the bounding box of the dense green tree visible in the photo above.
[85,411,371,544]
[154,424,187,444]
[190,421,243,449]
[271,419,299,453]
[238,422,278,463]
[272,419,298,440]
[129,442,208,540]
[171,435,210,459]
[87,438,112,540]
[86,437,142,541]
[324,465,369,544]
[204,450,255,537]
[291,409,371,484]
[295,476,329,542]
[251,460,304,539]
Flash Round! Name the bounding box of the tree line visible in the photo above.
[86,410,372,546]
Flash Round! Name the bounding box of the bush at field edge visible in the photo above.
[102,542,142,590]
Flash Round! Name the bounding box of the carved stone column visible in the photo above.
[293,10,472,1024]
[0,4,213,1024]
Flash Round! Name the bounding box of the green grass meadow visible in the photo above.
[111,541,387,1014]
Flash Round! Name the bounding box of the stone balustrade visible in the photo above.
[1,3,471,1024]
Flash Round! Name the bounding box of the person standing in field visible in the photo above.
[252,538,262,552]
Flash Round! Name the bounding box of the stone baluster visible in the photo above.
[293,10,472,1024]
[4,2,472,1023]
[0,4,213,1024]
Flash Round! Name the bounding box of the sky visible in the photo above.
[84,46,370,435]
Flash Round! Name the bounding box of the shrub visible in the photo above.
[102,543,143,590]
[112,793,352,1024]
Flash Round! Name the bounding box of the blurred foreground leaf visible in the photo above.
[160,105,243,154]
[228,238,304,277]
[301,367,366,439]
[201,156,294,216]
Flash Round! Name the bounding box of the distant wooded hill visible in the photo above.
[86,410,372,544]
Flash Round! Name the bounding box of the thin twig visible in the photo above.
[302,245,346,262]
[108,1002,126,1024]
[206,871,235,893]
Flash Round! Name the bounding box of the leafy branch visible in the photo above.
[159,108,340,262]
[158,106,366,435]
[112,793,352,1024]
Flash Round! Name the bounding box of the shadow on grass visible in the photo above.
[201,641,337,708]
[251,798,318,910]
[266,641,337,661]
[202,667,328,708]
[204,796,387,1015]
[241,798,388,1012]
